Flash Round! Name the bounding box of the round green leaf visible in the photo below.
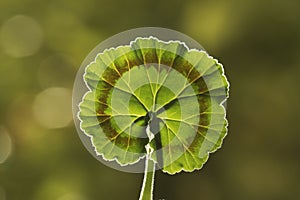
[78,37,229,174]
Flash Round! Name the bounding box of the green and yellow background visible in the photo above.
[0,0,300,199]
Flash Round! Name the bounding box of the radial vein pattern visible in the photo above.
[78,37,229,174]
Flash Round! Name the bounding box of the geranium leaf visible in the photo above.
[78,37,229,174]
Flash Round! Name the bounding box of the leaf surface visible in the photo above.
[79,37,229,174]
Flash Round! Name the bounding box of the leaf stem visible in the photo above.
[139,152,155,200]
[139,124,156,200]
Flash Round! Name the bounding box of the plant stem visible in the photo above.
[139,115,157,200]
[139,153,155,200]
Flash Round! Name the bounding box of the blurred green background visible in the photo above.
[1,0,300,199]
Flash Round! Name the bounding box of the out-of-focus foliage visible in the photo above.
[0,0,299,200]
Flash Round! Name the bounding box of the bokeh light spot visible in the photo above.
[182,2,235,50]
[33,87,72,129]
[0,15,43,58]
[0,127,12,164]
